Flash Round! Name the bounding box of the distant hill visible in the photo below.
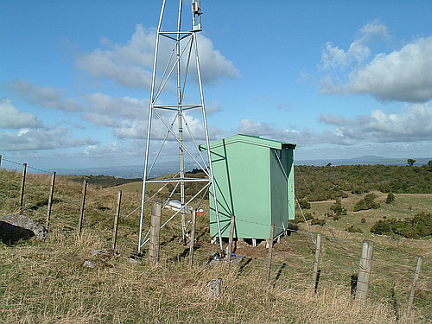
[53,155,431,178]
[55,160,178,179]
[296,155,431,167]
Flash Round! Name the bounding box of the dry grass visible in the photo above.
[1,170,431,323]
[0,232,423,324]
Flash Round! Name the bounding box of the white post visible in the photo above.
[356,240,374,302]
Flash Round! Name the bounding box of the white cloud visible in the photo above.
[237,119,304,144]
[83,141,132,158]
[112,110,222,142]
[83,93,148,119]
[0,98,42,129]
[0,126,98,151]
[319,101,432,143]
[75,24,240,89]
[113,120,148,139]
[196,34,241,83]
[319,21,432,103]
[4,79,83,111]
[345,37,432,102]
[205,100,223,115]
[76,24,155,89]
[319,20,389,71]
[236,101,432,149]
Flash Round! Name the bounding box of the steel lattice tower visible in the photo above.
[138,0,222,253]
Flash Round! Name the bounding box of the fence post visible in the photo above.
[406,256,423,317]
[19,163,27,214]
[45,171,56,230]
[266,224,275,283]
[77,180,87,239]
[189,209,196,267]
[112,190,122,251]
[149,201,162,263]
[227,215,236,264]
[312,233,322,293]
[0,154,2,169]
[356,240,374,302]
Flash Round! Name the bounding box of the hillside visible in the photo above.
[295,164,432,201]
[0,166,431,323]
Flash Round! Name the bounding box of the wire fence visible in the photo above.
[230,228,432,322]
[0,156,143,252]
[0,155,431,322]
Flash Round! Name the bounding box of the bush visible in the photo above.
[353,193,380,212]
[346,225,363,233]
[293,212,313,223]
[298,198,311,209]
[370,220,392,235]
[311,218,325,226]
[385,192,395,204]
[330,198,347,216]
[370,213,432,238]
[294,164,432,202]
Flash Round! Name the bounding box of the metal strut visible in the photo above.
[138,0,223,253]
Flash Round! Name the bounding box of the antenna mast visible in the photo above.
[138,0,222,253]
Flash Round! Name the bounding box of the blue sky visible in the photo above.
[1,0,432,171]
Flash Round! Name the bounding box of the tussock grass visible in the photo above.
[1,231,429,323]
[1,169,431,323]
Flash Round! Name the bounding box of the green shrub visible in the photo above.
[353,193,380,212]
[311,218,325,226]
[298,198,311,209]
[295,164,432,202]
[330,198,347,216]
[294,212,313,223]
[346,225,363,233]
[370,220,392,235]
[385,192,395,204]
[370,213,432,238]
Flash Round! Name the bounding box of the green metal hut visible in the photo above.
[200,134,296,241]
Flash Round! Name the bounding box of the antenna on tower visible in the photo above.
[137,0,223,254]
[192,1,202,31]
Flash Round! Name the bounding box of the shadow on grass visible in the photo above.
[0,221,35,245]
[272,263,287,288]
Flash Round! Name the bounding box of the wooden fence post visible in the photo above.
[77,180,87,239]
[406,256,423,317]
[112,190,122,251]
[356,240,374,302]
[19,163,27,214]
[149,201,162,263]
[312,233,322,293]
[45,171,56,230]
[0,154,2,169]
[189,209,196,267]
[266,224,275,282]
[227,215,235,264]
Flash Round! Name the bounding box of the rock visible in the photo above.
[90,248,116,260]
[207,278,223,299]
[83,260,96,268]
[0,214,47,244]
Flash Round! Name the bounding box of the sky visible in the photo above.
[1,0,432,172]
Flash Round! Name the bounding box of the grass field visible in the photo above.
[1,170,431,323]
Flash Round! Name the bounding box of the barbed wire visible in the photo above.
[1,157,53,174]
[26,165,52,174]
[1,157,22,167]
